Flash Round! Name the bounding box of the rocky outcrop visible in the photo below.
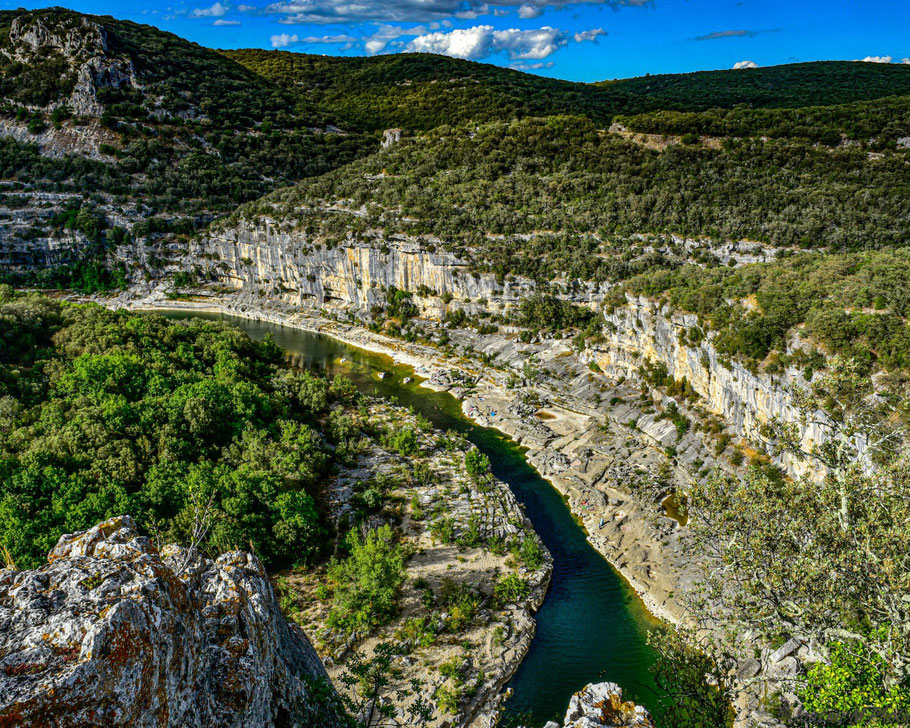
[592,294,839,478]
[540,682,655,728]
[193,220,535,316]
[0,516,346,727]
[6,13,139,116]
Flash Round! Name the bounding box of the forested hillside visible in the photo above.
[225,50,910,134]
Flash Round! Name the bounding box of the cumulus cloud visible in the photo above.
[406,25,570,60]
[518,5,543,18]
[271,32,299,47]
[265,0,651,25]
[859,55,893,63]
[574,28,605,43]
[696,29,755,41]
[213,18,241,25]
[191,2,228,17]
[733,59,758,69]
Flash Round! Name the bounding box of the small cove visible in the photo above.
[159,310,667,725]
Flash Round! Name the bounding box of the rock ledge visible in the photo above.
[0,516,345,727]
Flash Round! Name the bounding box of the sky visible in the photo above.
[5,0,910,82]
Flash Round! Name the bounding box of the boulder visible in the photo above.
[562,682,656,728]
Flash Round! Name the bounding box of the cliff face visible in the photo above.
[593,295,835,478]
[190,224,830,480]
[193,220,535,316]
[0,516,346,727]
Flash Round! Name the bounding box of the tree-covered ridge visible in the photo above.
[224,50,910,135]
[605,61,910,110]
[0,288,368,569]
[615,95,910,146]
[222,49,621,131]
[245,115,909,257]
[0,7,374,214]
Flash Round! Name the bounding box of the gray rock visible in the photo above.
[0,516,346,727]
[769,637,804,663]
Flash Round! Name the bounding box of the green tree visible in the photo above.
[327,525,406,636]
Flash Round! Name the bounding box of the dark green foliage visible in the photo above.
[255,116,909,285]
[517,294,596,331]
[605,61,910,111]
[648,628,735,728]
[617,95,910,146]
[225,51,910,134]
[0,293,351,569]
[626,249,910,369]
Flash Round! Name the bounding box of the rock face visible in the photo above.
[188,223,839,481]
[7,13,139,116]
[540,682,655,728]
[0,516,346,727]
[593,294,840,479]
[193,220,535,316]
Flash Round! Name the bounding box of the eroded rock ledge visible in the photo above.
[0,516,346,727]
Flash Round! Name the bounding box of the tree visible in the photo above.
[464,448,491,482]
[327,524,406,636]
[686,460,910,700]
[338,642,433,728]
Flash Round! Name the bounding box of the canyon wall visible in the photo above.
[188,223,831,479]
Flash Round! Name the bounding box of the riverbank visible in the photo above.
[107,291,696,630]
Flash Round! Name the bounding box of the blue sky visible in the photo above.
[6,0,910,82]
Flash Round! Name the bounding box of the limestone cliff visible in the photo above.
[188,224,833,481]
[0,516,347,727]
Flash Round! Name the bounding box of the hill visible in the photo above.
[225,49,910,138]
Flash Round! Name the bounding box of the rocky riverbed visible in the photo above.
[276,397,552,728]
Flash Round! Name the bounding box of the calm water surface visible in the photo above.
[160,311,666,725]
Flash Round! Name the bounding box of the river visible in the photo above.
[160,310,665,726]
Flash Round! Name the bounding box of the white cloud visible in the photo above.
[574,28,605,43]
[271,32,359,48]
[518,5,543,19]
[733,59,758,69]
[265,0,651,25]
[213,18,241,25]
[903,58,910,65]
[406,25,568,60]
[510,60,554,70]
[365,39,387,54]
[237,4,256,10]
[270,32,298,47]
[191,2,228,17]
[859,55,893,63]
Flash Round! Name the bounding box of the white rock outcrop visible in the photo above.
[0,516,346,727]
[538,681,655,728]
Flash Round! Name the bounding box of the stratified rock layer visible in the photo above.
[0,516,345,727]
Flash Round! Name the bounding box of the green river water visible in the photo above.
[161,311,666,726]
